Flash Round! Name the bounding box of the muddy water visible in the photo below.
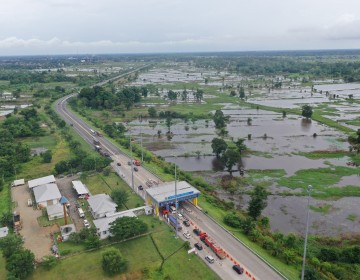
[216,190,360,236]
[165,155,350,176]
[337,175,360,187]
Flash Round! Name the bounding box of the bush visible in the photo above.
[42,256,58,270]
[102,248,128,276]
[224,213,242,228]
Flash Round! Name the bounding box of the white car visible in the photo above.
[177,213,183,219]
[83,219,90,228]
[183,231,191,239]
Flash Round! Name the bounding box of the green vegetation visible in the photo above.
[31,216,219,280]
[310,204,333,214]
[278,166,360,198]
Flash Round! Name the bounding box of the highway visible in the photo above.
[54,69,285,280]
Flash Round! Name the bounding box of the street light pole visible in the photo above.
[301,185,313,280]
[174,159,178,238]
[140,126,144,163]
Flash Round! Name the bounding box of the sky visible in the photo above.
[1,0,360,55]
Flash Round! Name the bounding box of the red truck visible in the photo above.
[200,232,227,260]
[133,159,141,166]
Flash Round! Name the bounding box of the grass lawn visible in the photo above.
[0,255,6,280]
[30,216,219,280]
[0,182,11,214]
[198,196,300,280]
[81,172,144,210]
[21,134,58,150]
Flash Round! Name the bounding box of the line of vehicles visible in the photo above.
[165,206,245,276]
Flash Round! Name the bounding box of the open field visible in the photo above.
[30,216,220,280]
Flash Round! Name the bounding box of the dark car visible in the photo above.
[232,265,244,275]
[127,161,132,165]
[117,162,121,166]
[194,243,203,250]
[134,167,139,172]
[75,202,81,208]
[183,220,190,227]
[193,228,201,236]
[138,185,143,190]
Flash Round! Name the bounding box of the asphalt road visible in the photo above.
[54,69,285,280]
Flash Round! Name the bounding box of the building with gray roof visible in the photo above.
[33,183,61,208]
[87,194,117,219]
[28,175,56,189]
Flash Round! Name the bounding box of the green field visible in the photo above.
[29,216,220,280]
[81,172,144,210]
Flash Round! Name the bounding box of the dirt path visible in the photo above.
[12,185,58,261]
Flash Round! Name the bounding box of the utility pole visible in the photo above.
[140,126,144,162]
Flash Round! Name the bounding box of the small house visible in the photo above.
[47,204,64,221]
[88,194,117,219]
[11,179,25,187]
[33,183,61,208]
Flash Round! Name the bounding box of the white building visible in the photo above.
[88,194,117,219]
[93,206,152,239]
[33,183,61,208]
[72,181,90,197]
[28,175,56,189]
[47,204,64,221]
[11,179,25,187]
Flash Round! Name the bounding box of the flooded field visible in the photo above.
[126,65,360,236]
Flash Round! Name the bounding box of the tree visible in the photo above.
[222,145,241,176]
[167,90,177,101]
[102,248,128,275]
[109,216,148,241]
[6,249,35,279]
[230,90,236,97]
[181,90,188,101]
[239,87,245,99]
[195,89,204,102]
[0,212,13,229]
[40,150,52,163]
[234,138,247,154]
[213,110,227,129]
[302,105,313,119]
[0,235,24,259]
[148,107,157,118]
[111,189,129,208]
[248,186,268,220]
[211,138,227,158]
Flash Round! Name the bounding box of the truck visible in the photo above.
[93,137,100,145]
[200,232,226,259]
[169,215,182,231]
[133,159,141,166]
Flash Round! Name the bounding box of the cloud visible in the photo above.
[324,14,360,40]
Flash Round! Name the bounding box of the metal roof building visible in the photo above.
[145,181,200,215]
[28,175,56,189]
[33,183,62,208]
[72,181,89,196]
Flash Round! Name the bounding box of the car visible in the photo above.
[183,220,190,227]
[75,202,81,208]
[117,162,121,166]
[83,219,90,228]
[193,228,201,236]
[138,185,143,190]
[177,213,183,219]
[27,198,33,207]
[134,167,139,172]
[205,255,215,264]
[127,161,132,165]
[194,243,203,250]
[104,152,110,157]
[232,265,244,274]
[183,231,191,239]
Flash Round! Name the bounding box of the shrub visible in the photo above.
[102,248,128,276]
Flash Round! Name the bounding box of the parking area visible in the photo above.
[56,175,86,231]
[12,184,58,261]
